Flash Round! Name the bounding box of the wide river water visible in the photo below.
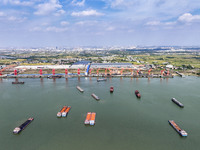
[0,76,200,150]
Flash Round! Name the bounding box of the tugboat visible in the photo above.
[110,86,114,93]
[135,90,141,98]
[13,118,34,134]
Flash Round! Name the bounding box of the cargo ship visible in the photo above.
[91,93,100,100]
[12,81,24,84]
[110,86,114,93]
[97,78,107,82]
[168,120,187,137]
[135,90,141,98]
[84,112,92,125]
[62,106,71,117]
[171,98,184,108]
[57,106,67,117]
[90,112,96,125]
[76,86,84,92]
[13,118,34,134]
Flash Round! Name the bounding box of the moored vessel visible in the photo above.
[12,81,24,84]
[135,90,141,98]
[97,78,107,82]
[13,118,34,134]
[171,98,184,108]
[168,120,187,137]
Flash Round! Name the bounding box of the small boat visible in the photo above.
[90,112,96,125]
[91,93,100,100]
[84,112,92,125]
[97,78,107,82]
[110,86,114,93]
[168,120,187,137]
[62,106,71,117]
[13,118,34,134]
[135,90,141,98]
[171,98,184,108]
[12,82,24,84]
[47,75,62,79]
[76,86,84,92]
[57,106,67,117]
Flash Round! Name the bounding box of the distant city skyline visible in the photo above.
[0,0,200,47]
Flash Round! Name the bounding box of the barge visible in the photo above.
[171,98,184,108]
[62,106,71,117]
[84,112,92,125]
[168,120,187,137]
[13,118,34,134]
[90,112,96,125]
[135,90,141,98]
[76,86,84,92]
[91,93,100,100]
[12,81,24,84]
[97,78,107,82]
[57,106,67,117]
[110,86,114,93]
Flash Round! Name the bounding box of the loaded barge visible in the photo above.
[168,120,187,137]
[91,93,100,100]
[76,86,84,92]
[84,112,91,125]
[62,106,71,117]
[171,98,184,108]
[84,112,96,125]
[57,106,67,117]
[13,118,34,134]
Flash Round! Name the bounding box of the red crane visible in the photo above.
[39,69,43,75]
[52,69,55,75]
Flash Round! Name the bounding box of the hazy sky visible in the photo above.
[0,0,200,47]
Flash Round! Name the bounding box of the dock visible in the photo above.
[76,86,84,92]
[91,93,100,100]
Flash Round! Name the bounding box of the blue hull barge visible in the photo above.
[168,120,187,137]
[171,98,184,108]
[13,118,34,134]
[91,93,100,100]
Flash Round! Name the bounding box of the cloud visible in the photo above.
[178,13,200,23]
[1,0,34,6]
[146,21,161,26]
[71,0,85,7]
[0,12,6,16]
[46,26,68,32]
[71,9,104,17]
[60,21,69,26]
[34,0,64,16]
